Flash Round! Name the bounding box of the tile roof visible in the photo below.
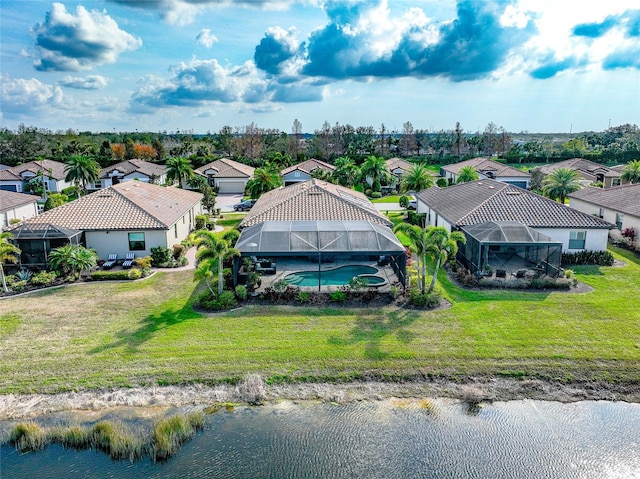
[386,157,414,173]
[569,184,640,217]
[99,159,167,179]
[239,179,392,228]
[536,158,620,178]
[195,158,254,178]
[415,179,614,229]
[281,158,336,175]
[1,160,67,181]
[0,190,39,210]
[441,157,531,178]
[11,181,202,231]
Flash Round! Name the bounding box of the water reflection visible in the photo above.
[2,399,639,479]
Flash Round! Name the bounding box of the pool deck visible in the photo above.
[253,258,401,293]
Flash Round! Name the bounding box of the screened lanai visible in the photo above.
[9,222,82,269]
[235,220,407,287]
[459,221,562,278]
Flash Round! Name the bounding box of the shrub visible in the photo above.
[561,250,614,266]
[127,268,142,280]
[90,421,143,461]
[150,246,172,266]
[9,422,48,452]
[296,291,311,303]
[389,285,400,299]
[456,267,478,286]
[30,271,57,286]
[15,269,33,282]
[370,191,382,198]
[151,414,203,461]
[407,211,426,227]
[90,270,131,281]
[348,276,368,294]
[399,195,409,209]
[11,280,27,292]
[134,256,152,269]
[364,188,372,196]
[235,284,247,301]
[195,214,207,230]
[408,289,441,308]
[235,374,266,405]
[329,290,348,302]
[530,278,572,290]
[564,269,574,279]
[172,244,185,260]
[436,177,449,188]
[198,290,237,311]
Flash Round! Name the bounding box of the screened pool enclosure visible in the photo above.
[235,220,407,287]
[459,221,562,278]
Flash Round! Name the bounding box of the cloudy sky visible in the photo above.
[1,0,639,134]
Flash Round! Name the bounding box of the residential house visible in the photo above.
[90,159,168,191]
[281,159,336,186]
[0,159,72,194]
[440,157,531,189]
[415,179,614,255]
[534,158,622,188]
[569,183,640,249]
[9,181,202,267]
[386,157,414,179]
[195,158,254,193]
[1,190,39,230]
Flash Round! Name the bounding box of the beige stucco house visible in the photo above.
[0,159,72,194]
[1,190,39,230]
[195,158,254,193]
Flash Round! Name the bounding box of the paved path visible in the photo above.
[374,203,405,212]
[216,193,244,212]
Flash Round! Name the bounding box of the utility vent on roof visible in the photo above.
[308,191,322,195]
[98,193,113,198]
[506,191,522,195]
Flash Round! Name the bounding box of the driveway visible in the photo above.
[216,194,244,212]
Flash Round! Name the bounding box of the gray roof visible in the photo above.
[569,184,640,217]
[441,158,530,178]
[0,190,38,210]
[416,179,614,229]
[11,181,202,231]
[536,158,620,178]
[0,159,67,181]
[99,159,167,179]
[239,179,392,228]
[281,159,335,175]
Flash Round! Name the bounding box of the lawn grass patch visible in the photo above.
[371,195,402,203]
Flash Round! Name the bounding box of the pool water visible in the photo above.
[284,265,385,287]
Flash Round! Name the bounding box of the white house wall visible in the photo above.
[1,201,38,229]
[570,197,640,248]
[0,180,24,192]
[534,227,610,252]
[283,171,311,184]
[416,201,453,231]
[86,230,168,260]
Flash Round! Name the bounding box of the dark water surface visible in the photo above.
[2,399,639,478]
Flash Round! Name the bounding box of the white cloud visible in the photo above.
[196,29,218,48]
[59,75,109,90]
[0,74,64,113]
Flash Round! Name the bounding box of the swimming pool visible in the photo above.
[284,265,386,287]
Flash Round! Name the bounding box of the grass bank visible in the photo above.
[1,248,639,395]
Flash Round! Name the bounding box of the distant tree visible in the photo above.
[290,119,303,161]
[333,156,359,187]
[542,168,582,203]
[401,164,434,193]
[456,166,480,183]
[152,138,166,162]
[399,121,418,157]
[133,144,157,161]
[1,232,21,293]
[562,138,588,158]
[454,121,466,158]
[166,157,194,187]
[621,159,640,184]
[44,193,68,211]
[311,167,336,183]
[360,155,390,193]
[246,167,282,198]
[124,138,136,160]
[111,143,125,161]
[64,156,100,195]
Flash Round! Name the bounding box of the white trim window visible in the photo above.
[568,231,586,249]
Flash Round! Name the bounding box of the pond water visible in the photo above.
[284,265,384,287]
[3,399,639,478]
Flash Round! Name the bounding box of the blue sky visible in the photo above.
[1,0,639,134]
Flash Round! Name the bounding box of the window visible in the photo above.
[598,208,604,219]
[174,224,178,238]
[294,171,300,177]
[568,231,586,249]
[612,178,621,186]
[128,232,145,251]
[616,213,624,230]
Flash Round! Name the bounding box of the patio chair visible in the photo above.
[122,253,135,269]
[102,254,118,269]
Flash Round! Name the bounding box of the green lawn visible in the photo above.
[371,195,404,203]
[1,247,639,394]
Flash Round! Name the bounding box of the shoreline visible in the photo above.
[2,378,639,420]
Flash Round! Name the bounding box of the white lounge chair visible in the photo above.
[122,253,135,269]
[102,254,118,269]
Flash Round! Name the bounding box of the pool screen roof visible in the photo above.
[236,220,405,255]
[461,221,561,245]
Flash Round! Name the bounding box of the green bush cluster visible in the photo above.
[90,271,132,281]
[329,290,348,302]
[30,271,57,286]
[561,250,614,266]
[198,290,238,311]
[127,268,142,280]
[408,289,441,308]
[235,284,247,301]
[195,214,208,230]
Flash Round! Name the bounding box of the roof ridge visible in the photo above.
[110,184,168,228]
[457,181,508,223]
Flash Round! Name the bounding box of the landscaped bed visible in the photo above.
[0,247,638,403]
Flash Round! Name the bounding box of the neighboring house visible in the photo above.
[569,184,640,249]
[9,182,202,267]
[534,158,622,188]
[0,190,39,230]
[415,179,614,254]
[90,159,168,191]
[386,157,414,179]
[0,159,72,193]
[440,157,531,189]
[195,158,255,193]
[281,159,336,186]
[239,179,393,229]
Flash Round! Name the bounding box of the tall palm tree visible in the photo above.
[64,156,100,195]
[360,155,390,193]
[393,223,430,293]
[542,167,582,203]
[246,167,282,199]
[621,159,640,184]
[401,164,434,193]
[424,227,466,293]
[47,244,98,279]
[194,230,239,295]
[1,232,21,293]
[333,156,359,187]
[166,157,194,187]
[456,165,480,183]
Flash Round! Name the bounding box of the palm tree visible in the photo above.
[48,244,98,279]
[456,165,480,183]
[246,167,282,199]
[1,232,21,293]
[393,223,429,293]
[401,164,434,193]
[333,156,359,187]
[542,168,582,203]
[424,226,466,293]
[166,157,194,187]
[621,159,640,184]
[64,156,100,195]
[360,155,390,193]
[194,230,239,295]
